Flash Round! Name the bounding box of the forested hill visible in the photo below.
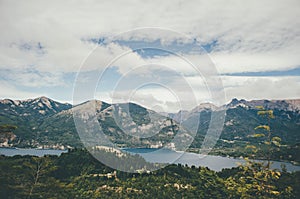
[0,149,299,198]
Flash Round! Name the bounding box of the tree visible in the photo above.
[224,107,293,198]
[23,156,62,198]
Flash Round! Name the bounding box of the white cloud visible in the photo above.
[0,80,45,99]
[222,76,300,101]
[0,0,299,105]
[1,69,66,87]
[1,0,299,71]
[211,49,300,74]
[94,75,300,112]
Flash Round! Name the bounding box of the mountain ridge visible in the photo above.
[0,96,299,158]
[2,96,300,113]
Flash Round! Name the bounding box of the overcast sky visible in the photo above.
[0,0,299,112]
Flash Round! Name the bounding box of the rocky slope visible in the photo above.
[0,97,192,150]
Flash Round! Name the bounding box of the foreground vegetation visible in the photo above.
[0,149,299,199]
[207,143,300,165]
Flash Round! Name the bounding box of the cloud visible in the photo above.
[1,0,299,71]
[0,68,66,87]
[222,76,300,101]
[0,0,299,107]
[211,49,300,74]
[94,75,300,112]
[0,80,45,99]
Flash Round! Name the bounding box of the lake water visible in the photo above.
[1,147,299,172]
[122,148,300,172]
[0,148,68,157]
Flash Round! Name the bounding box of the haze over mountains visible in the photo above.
[0,96,299,154]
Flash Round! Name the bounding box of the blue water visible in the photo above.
[122,148,300,172]
[0,148,68,157]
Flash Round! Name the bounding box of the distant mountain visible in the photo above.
[167,98,300,147]
[41,100,192,150]
[0,96,72,118]
[0,97,192,150]
[0,97,72,147]
[0,97,299,154]
[226,98,300,111]
[169,98,300,122]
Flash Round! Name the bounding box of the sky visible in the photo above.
[0,0,299,112]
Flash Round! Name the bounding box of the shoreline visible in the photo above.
[0,146,68,151]
[1,146,299,166]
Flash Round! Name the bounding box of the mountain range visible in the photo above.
[0,96,299,160]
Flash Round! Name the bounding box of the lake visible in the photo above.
[122,148,300,172]
[0,148,68,157]
[1,147,299,172]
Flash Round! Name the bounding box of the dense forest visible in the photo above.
[0,149,299,199]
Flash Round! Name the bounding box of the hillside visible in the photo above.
[0,97,191,150]
[169,98,300,162]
